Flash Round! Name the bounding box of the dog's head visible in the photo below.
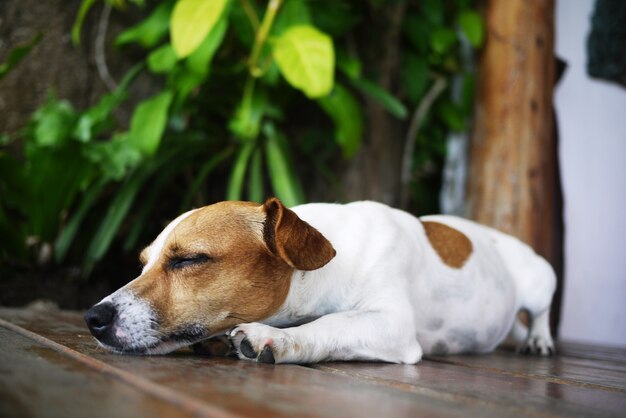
[84,198,335,354]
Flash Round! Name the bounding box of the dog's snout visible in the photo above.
[84,302,116,338]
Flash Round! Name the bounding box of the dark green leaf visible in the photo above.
[247,147,264,203]
[263,123,305,207]
[128,91,173,156]
[437,100,465,131]
[0,33,42,80]
[422,0,444,25]
[318,84,363,158]
[84,133,142,180]
[179,148,231,211]
[403,14,431,54]
[71,0,97,46]
[227,141,255,201]
[272,0,311,35]
[54,179,107,263]
[458,10,484,48]
[83,170,147,275]
[311,0,359,37]
[350,78,407,119]
[430,27,457,54]
[402,54,429,104]
[336,50,361,80]
[147,44,178,73]
[116,2,172,48]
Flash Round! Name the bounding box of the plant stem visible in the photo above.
[239,0,259,31]
[248,0,283,77]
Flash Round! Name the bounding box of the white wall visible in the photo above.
[555,0,626,347]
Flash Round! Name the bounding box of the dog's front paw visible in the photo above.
[228,323,288,364]
[518,335,555,356]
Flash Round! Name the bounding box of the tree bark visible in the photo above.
[467,0,557,258]
[466,0,562,330]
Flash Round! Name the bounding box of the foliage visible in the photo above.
[0,0,483,275]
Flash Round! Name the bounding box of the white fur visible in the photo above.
[230,201,556,364]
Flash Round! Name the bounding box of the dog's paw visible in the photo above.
[518,335,555,356]
[228,323,288,364]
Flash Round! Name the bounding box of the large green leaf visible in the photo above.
[430,27,457,54]
[128,91,173,156]
[263,123,304,207]
[272,25,334,98]
[170,0,230,58]
[402,54,429,104]
[116,2,172,48]
[318,84,363,158]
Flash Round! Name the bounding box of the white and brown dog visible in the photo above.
[85,198,556,364]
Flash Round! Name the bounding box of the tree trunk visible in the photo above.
[466,0,562,330]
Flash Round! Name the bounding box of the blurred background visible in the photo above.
[0,0,624,347]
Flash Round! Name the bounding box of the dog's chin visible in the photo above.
[98,337,206,355]
[97,326,210,355]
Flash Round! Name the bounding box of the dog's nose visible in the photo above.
[84,302,117,338]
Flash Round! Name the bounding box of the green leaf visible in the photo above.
[116,2,172,48]
[422,0,444,25]
[186,17,228,75]
[228,87,267,141]
[54,179,107,263]
[179,148,231,211]
[458,10,484,47]
[71,0,97,46]
[73,64,142,142]
[227,141,255,201]
[128,91,173,156]
[272,0,311,35]
[430,27,457,54]
[438,100,465,131]
[336,49,361,80]
[147,44,178,73]
[170,0,230,58]
[350,78,407,120]
[403,14,431,54]
[272,25,335,99]
[83,170,147,275]
[310,0,359,37]
[263,123,305,207]
[247,147,264,203]
[32,96,77,147]
[0,33,42,80]
[84,133,142,180]
[402,54,429,104]
[318,84,363,158]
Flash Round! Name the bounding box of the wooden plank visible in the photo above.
[313,358,626,418]
[0,308,507,418]
[426,349,626,391]
[0,326,199,418]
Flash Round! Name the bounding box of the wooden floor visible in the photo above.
[1,307,624,418]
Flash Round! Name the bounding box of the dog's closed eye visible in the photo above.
[168,254,212,270]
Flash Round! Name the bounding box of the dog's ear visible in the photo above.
[262,198,336,270]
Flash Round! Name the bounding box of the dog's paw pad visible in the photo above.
[239,337,257,359]
[258,345,275,364]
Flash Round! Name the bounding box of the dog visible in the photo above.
[84,198,556,364]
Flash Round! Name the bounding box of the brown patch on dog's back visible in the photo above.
[421,221,473,268]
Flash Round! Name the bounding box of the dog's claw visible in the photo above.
[239,337,257,359]
[258,345,275,364]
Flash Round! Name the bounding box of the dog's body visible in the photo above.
[85,199,555,364]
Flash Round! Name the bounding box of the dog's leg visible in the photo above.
[517,258,556,356]
[228,311,423,364]
[519,309,555,356]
